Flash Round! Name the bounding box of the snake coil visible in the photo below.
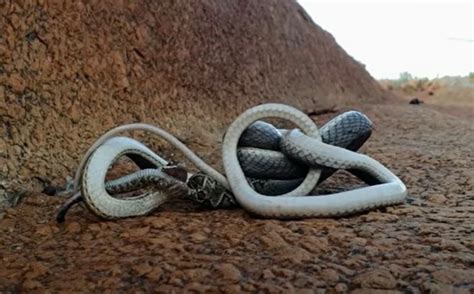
[67,103,407,220]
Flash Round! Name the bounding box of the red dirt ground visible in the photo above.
[1,101,473,293]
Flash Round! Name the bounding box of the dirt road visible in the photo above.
[1,102,473,293]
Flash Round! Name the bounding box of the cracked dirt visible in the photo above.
[1,101,472,293]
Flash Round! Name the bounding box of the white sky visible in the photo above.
[298,0,473,79]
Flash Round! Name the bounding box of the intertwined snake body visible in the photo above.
[60,104,407,220]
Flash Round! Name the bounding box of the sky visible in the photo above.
[298,0,473,79]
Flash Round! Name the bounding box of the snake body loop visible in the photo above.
[221,104,406,218]
[81,137,189,219]
[69,103,407,220]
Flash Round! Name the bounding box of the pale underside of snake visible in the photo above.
[57,104,407,221]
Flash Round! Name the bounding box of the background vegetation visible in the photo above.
[379,73,474,106]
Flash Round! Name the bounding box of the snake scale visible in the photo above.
[56,104,407,221]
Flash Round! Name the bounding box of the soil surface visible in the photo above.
[1,101,473,293]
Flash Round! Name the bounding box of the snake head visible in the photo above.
[187,173,238,209]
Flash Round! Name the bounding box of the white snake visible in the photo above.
[69,103,407,219]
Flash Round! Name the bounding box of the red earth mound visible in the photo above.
[1,0,390,202]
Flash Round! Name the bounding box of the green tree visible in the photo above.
[398,72,413,83]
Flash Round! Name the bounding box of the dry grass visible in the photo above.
[380,75,474,107]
